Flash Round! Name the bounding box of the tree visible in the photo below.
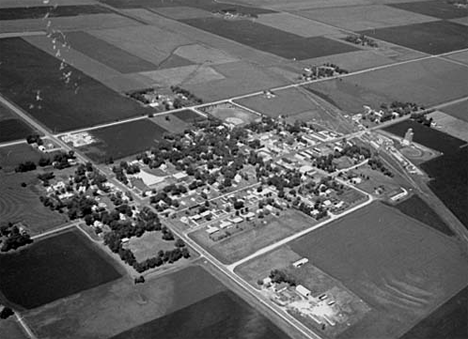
[175,239,185,248]
[0,307,14,319]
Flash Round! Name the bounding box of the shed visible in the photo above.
[295,284,311,298]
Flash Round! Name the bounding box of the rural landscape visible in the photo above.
[0,0,467,339]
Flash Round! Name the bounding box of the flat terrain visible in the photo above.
[428,110,468,142]
[0,317,28,339]
[290,202,468,339]
[79,119,168,162]
[150,114,191,134]
[440,98,468,123]
[0,38,149,132]
[306,57,468,114]
[360,21,468,55]
[201,103,259,125]
[172,109,205,122]
[24,264,288,339]
[0,5,110,20]
[0,171,68,235]
[189,209,316,264]
[0,143,46,172]
[0,103,33,142]
[384,121,468,227]
[389,1,468,20]
[0,229,122,310]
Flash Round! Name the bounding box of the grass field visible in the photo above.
[393,194,454,237]
[189,209,316,264]
[181,17,359,60]
[0,229,122,310]
[390,1,468,20]
[150,114,191,134]
[127,231,179,262]
[0,117,33,143]
[201,102,259,125]
[360,20,468,55]
[297,4,437,31]
[440,98,468,123]
[80,119,168,162]
[64,31,158,73]
[0,171,68,235]
[0,317,28,339]
[172,109,205,122]
[306,57,468,114]
[290,202,468,339]
[0,143,45,172]
[0,5,110,20]
[0,38,149,132]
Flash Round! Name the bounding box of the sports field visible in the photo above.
[0,38,149,132]
[201,102,259,125]
[0,229,122,310]
[80,119,168,162]
[291,202,468,339]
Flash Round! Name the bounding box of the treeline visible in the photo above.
[0,223,32,252]
[15,151,76,173]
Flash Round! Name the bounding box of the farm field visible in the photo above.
[306,57,468,114]
[384,121,468,227]
[0,4,110,20]
[79,119,168,162]
[0,317,28,339]
[0,38,149,133]
[24,264,288,339]
[171,109,205,122]
[0,171,68,235]
[389,1,468,20]
[359,20,468,55]
[428,110,468,142]
[296,4,437,31]
[0,102,33,143]
[182,17,359,60]
[189,209,316,264]
[290,202,468,339]
[393,194,454,237]
[0,143,46,172]
[440,98,468,123]
[0,229,122,310]
[150,114,191,134]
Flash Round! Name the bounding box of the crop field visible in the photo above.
[389,1,468,20]
[291,202,468,339]
[0,103,33,143]
[23,264,287,339]
[140,65,225,87]
[181,17,359,60]
[149,6,212,20]
[428,110,468,142]
[393,194,454,237]
[0,229,122,310]
[64,31,158,74]
[440,98,468,123]
[0,5,110,20]
[0,172,68,235]
[189,209,316,264]
[0,38,149,133]
[306,57,468,114]
[80,119,168,162]
[297,4,437,31]
[173,44,239,65]
[359,20,468,55]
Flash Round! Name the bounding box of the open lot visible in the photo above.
[0,143,46,172]
[0,229,122,310]
[0,317,28,339]
[440,98,468,123]
[306,57,468,114]
[0,171,68,235]
[64,31,158,73]
[291,202,468,339]
[80,119,167,162]
[181,17,359,60]
[24,264,287,339]
[296,4,437,31]
[200,102,259,125]
[0,5,110,20]
[127,231,180,263]
[429,110,468,141]
[360,20,468,55]
[189,209,316,264]
[150,114,191,134]
[390,1,468,20]
[0,38,149,132]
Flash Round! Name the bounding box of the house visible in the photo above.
[295,285,311,298]
[274,282,289,293]
[173,172,188,181]
[206,226,219,235]
[230,216,244,224]
[121,237,130,244]
[219,221,232,229]
[244,212,255,221]
[293,258,309,268]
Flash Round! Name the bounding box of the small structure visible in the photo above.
[295,284,312,298]
[293,258,309,268]
[402,128,414,146]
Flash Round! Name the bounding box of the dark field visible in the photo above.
[401,284,468,339]
[0,5,110,20]
[65,31,158,74]
[384,121,468,227]
[393,195,454,236]
[111,291,288,339]
[0,229,121,310]
[182,17,358,60]
[82,119,167,162]
[0,143,45,172]
[0,38,149,133]
[441,99,468,122]
[172,109,206,122]
[0,118,33,143]
[100,0,275,14]
[291,203,468,339]
[390,1,468,19]
[360,20,468,55]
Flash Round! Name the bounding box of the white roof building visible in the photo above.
[295,284,311,298]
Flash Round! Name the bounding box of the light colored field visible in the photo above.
[451,16,468,26]
[290,202,468,339]
[127,231,177,262]
[0,317,28,339]
[24,35,152,92]
[88,25,191,67]
[203,103,260,124]
[174,44,239,65]
[233,0,370,11]
[432,109,468,138]
[189,209,316,264]
[0,14,140,34]
[235,87,328,118]
[256,12,340,37]
[139,65,225,87]
[149,6,212,20]
[0,0,95,7]
[297,5,438,31]
[439,98,468,123]
[445,49,468,66]
[307,57,468,114]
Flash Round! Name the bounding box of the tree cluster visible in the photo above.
[0,223,33,252]
[269,269,296,286]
